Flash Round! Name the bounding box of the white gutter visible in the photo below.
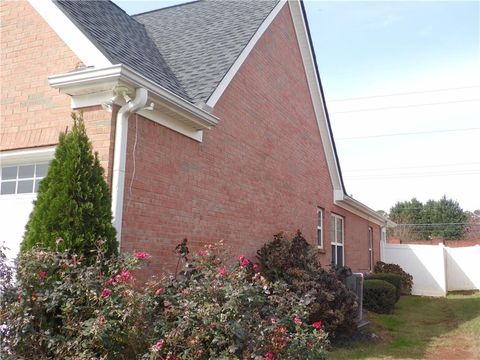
[111,87,148,247]
[48,64,219,131]
[334,190,394,227]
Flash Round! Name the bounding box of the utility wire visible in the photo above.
[337,127,480,140]
[345,162,480,173]
[329,85,480,102]
[330,98,480,114]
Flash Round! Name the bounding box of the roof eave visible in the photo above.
[48,64,219,139]
[334,191,395,227]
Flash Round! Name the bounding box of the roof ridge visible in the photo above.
[132,0,202,17]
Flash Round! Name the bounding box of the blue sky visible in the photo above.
[114,0,480,212]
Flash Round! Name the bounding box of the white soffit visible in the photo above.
[48,65,218,142]
[28,0,111,68]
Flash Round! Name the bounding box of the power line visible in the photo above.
[329,85,480,102]
[337,127,480,140]
[349,171,480,180]
[345,162,480,173]
[330,98,480,114]
[397,223,480,226]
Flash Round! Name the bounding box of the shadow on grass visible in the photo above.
[329,292,480,359]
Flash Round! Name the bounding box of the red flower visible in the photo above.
[155,287,164,296]
[134,251,151,260]
[253,263,260,272]
[312,321,322,330]
[101,288,111,298]
[294,314,302,325]
[263,352,275,360]
[39,271,47,281]
[238,255,250,268]
[219,266,228,276]
[198,250,206,257]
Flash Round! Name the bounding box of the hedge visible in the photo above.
[363,279,396,314]
[365,273,402,302]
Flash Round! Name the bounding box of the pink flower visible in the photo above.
[263,352,275,360]
[238,255,250,268]
[219,266,228,276]
[101,288,111,298]
[119,270,132,282]
[294,315,302,325]
[155,287,164,296]
[134,251,151,260]
[39,271,47,281]
[154,339,165,351]
[198,250,206,257]
[253,263,260,272]
[312,321,322,330]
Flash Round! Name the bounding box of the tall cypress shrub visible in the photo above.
[21,113,117,258]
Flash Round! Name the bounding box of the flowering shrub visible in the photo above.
[0,245,152,359]
[1,242,328,359]
[143,242,328,359]
[257,231,359,336]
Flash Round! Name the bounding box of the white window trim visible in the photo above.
[0,146,55,198]
[368,226,373,271]
[331,213,345,266]
[317,208,324,248]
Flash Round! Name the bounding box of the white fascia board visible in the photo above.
[206,0,287,107]
[28,0,111,68]
[48,64,219,140]
[335,194,393,227]
[0,146,56,166]
[288,0,343,193]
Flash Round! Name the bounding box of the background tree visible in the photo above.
[389,196,468,241]
[422,196,467,240]
[21,113,117,259]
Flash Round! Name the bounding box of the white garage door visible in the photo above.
[0,147,54,261]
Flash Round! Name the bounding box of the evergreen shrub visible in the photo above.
[21,113,117,259]
[365,273,402,301]
[363,279,396,314]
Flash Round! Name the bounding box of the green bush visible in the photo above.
[21,113,117,260]
[366,273,402,301]
[1,242,328,360]
[363,279,396,314]
[257,231,359,336]
[374,261,413,295]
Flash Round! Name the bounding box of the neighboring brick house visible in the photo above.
[0,0,390,275]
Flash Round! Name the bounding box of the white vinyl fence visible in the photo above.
[380,242,480,297]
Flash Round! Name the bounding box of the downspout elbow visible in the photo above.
[111,88,148,248]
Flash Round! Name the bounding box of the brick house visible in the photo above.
[0,0,390,275]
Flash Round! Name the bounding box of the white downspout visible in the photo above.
[111,87,148,249]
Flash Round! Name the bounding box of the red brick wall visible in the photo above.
[0,1,114,178]
[120,5,381,276]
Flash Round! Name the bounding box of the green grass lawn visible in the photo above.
[329,292,480,359]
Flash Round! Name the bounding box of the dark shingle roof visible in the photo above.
[55,0,191,100]
[55,0,279,104]
[134,0,278,103]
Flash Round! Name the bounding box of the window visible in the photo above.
[330,214,344,266]
[0,163,49,195]
[317,208,324,248]
[368,226,373,271]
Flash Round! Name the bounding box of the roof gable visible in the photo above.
[134,0,278,104]
[55,0,190,100]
